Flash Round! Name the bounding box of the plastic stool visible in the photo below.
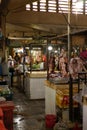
[0,101,14,130]
[0,108,3,120]
[0,119,7,130]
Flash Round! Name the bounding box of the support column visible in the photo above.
[0,13,6,57]
[68,0,71,61]
[83,95,87,130]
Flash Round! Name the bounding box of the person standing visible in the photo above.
[1,57,9,85]
[14,52,20,64]
[1,57,9,76]
[8,55,15,87]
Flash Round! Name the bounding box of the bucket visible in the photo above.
[45,114,56,128]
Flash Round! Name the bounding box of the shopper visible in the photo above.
[1,57,9,76]
[8,55,15,87]
[1,57,9,85]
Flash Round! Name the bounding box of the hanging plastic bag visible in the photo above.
[73,82,87,105]
[53,120,68,130]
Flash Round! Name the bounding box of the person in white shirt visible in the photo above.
[8,55,15,87]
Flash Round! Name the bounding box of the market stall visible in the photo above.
[8,42,47,94]
[22,44,47,99]
[45,46,86,123]
[45,79,81,121]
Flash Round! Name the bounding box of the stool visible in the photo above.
[0,101,14,130]
[0,119,7,130]
[0,108,3,120]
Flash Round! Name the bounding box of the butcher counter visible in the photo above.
[45,80,82,121]
[24,71,47,99]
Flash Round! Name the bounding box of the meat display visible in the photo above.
[69,56,84,79]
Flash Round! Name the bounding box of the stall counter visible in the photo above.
[45,80,79,120]
[24,71,47,99]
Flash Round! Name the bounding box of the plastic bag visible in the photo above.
[73,82,87,105]
[53,120,68,130]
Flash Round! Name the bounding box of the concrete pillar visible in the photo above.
[0,14,6,57]
[83,95,87,130]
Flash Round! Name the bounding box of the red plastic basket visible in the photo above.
[0,101,14,130]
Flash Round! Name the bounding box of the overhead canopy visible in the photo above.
[0,0,87,41]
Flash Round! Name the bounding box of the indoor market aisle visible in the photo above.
[12,87,47,130]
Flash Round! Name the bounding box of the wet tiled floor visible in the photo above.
[3,85,83,130]
[12,87,48,130]
[12,87,83,130]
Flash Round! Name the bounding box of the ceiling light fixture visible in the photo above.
[26,4,30,10]
[8,36,33,40]
[48,46,53,51]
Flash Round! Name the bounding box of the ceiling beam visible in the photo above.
[6,11,87,29]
